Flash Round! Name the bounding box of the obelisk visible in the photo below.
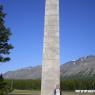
[41,0,60,95]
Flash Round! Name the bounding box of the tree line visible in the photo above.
[61,79,95,91]
[5,79,41,91]
[4,79,95,91]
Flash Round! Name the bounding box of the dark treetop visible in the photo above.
[0,5,13,63]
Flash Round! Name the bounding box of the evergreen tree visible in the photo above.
[0,4,13,62]
[0,4,13,95]
[0,74,7,95]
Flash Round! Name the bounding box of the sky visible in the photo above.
[0,0,95,73]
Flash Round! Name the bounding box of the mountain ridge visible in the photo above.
[3,55,95,79]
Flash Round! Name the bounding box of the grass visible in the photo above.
[63,92,95,95]
[10,89,95,95]
[11,89,40,94]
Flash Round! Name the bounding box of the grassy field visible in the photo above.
[63,92,95,95]
[11,89,40,94]
[10,89,95,95]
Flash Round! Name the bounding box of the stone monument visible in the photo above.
[41,0,60,95]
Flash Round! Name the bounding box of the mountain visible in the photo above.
[61,55,95,79]
[4,66,41,79]
[3,55,95,80]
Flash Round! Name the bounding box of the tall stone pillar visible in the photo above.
[41,0,60,95]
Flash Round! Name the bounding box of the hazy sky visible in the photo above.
[0,0,95,73]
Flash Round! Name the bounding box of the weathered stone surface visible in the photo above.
[41,0,60,95]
